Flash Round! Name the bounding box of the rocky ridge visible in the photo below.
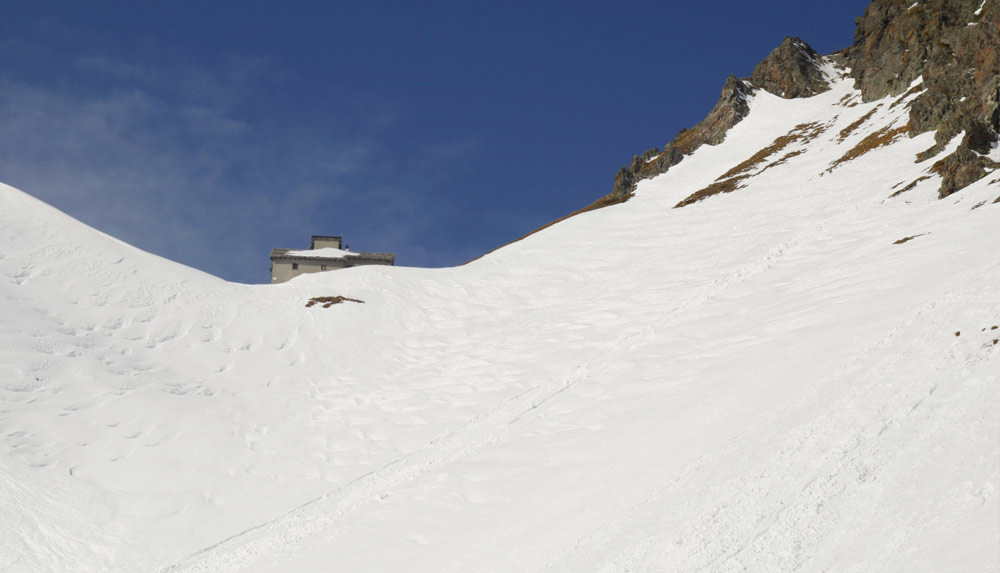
[609,37,828,204]
[607,0,999,205]
[847,0,999,196]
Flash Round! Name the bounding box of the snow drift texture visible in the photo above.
[2,5,1000,573]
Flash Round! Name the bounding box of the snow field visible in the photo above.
[0,63,997,571]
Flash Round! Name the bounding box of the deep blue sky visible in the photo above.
[0,1,871,283]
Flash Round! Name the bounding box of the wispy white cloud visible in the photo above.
[0,43,486,281]
[0,73,366,281]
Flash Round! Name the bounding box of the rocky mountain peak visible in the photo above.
[607,36,830,203]
[606,0,998,204]
[748,36,831,99]
[610,75,753,202]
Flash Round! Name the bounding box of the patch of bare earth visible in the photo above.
[838,106,881,142]
[838,93,861,108]
[893,233,927,245]
[888,83,924,109]
[981,325,1000,346]
[306,296,365,308]
[675,122,827,208]
[889,175,933,198]
[759,149,807,174]
[827,123,911,172]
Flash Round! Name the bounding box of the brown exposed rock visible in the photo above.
[673,177,743,209]
[760,149,807,173]
[828,123,912,172]
[966,120,998,155]
[541,0,998,247]
[838,106,882,141]
[610,0,999,207]
[930,144,1000,198]
[305,296,364,308]
[606,76,752,204]
[720,122,827,180]
[839,93,865,108]
[747,37,831,99]
[845,0,999,195]
[893,234,927,244]
[889,175,933,198]
[675,122,828,208]
[889,83,926,109]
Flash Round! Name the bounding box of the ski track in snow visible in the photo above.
[551,276,999,572]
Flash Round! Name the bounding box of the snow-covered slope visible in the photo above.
[1,65,998,572]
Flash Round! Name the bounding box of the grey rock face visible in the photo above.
[844,0,999,196]
[748,37,831,99]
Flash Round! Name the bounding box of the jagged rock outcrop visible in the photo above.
[608,76,751,203]
[607,37,829,203]
[747,37,831,99]
[845,0,999,197]
[606,0,999,204]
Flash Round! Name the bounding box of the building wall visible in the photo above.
[271,259,348,283]
[311,236,342,250]
[270,255,394,283]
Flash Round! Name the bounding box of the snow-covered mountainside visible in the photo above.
[3,43,999,573]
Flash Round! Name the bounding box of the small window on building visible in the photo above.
[292,263,299,270]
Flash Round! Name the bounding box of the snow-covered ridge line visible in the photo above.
[607,39,835,205]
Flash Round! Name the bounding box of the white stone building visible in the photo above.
[269,235,395,283]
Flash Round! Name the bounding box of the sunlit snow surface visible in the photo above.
[1,66,998,572]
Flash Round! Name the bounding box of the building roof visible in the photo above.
[269,248,395,264]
